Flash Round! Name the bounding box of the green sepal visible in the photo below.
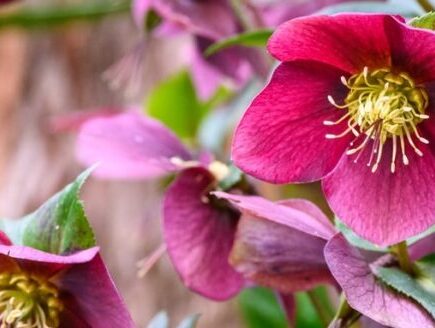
[204,29,273,56]
[375,255,435,318]
[410,12,435,29]
[0,168,96,255]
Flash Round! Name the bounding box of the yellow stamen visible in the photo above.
[326,67,430,173]
[0,271,63,328]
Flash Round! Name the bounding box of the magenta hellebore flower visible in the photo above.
[214,192,336,292]
[132,0,266,100]
[232,14,435,246]
[325,233,435,327]
[164,180,337,300]
[75,111,336,300]
[0,232,134,327]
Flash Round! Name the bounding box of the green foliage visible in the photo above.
[147,71,230,140]
[0,169,96,255]
[410,12,435,29]
[375,256,435,318]
[238,287,288,328]
[205,29,273,56]
[0,1,130,30]
[295,293,324,328]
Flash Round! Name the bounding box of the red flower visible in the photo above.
[0,233,134,327]
[232,14,435,246]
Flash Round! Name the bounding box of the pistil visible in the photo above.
[325,67,430,173]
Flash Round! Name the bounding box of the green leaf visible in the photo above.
[0,169,96,254]
[375,258,435,318]
[0,1,130,30]
[205,29,273,56]
[335,218,387,252]
[410,12,435,29]
[147,71,228,140]
[238,287,288,328]
[294,292,324,328]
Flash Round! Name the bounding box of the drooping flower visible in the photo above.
[0,232,134,327]
[75,110,336,301]
[213,192,336,293]
[128,0,267,100]
[232,14,435,246]
[325,233,435,327]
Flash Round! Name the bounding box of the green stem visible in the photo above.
[416,0,435,12]
[307,290,333,327]
[0,1,130,30]
[331,295,362,328]
[390,241,414,275]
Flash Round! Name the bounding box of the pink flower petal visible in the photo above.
[230,214,334,293]
[163,167,244,300]
[76,111,192,179]
[232,61,351,183]
[325,234,434,328]
[214,192,335,240]
[214,193,335,292]
[268,14,392,74]
[323,142,435,246]
[153,0,237,40]
[132,0,153,28]
[385,16,435,83]
[60,253,135,327]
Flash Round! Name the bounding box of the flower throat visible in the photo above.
[325,67,430,173]
[0,271,63,328]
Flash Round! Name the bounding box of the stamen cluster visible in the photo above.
[326,67,430,173]
[0,271,63,328]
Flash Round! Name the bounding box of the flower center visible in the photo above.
[325,67,430,173]
[0,271,63,328]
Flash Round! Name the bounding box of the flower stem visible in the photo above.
[0,1,130,30]
[331,295,362,328]
[307,290,333,327]
[390,241,414,275]
[416,0,435,12]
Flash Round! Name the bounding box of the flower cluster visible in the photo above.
[4,0,434,326]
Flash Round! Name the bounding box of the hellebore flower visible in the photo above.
[76,110,193,179]
[164,170,339,301]
[0,233,134,327]
[213,192,336,293]
[325,233,435,327]
[232,14,435,246]
[75,110,335,301]
[131,0,267,100]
